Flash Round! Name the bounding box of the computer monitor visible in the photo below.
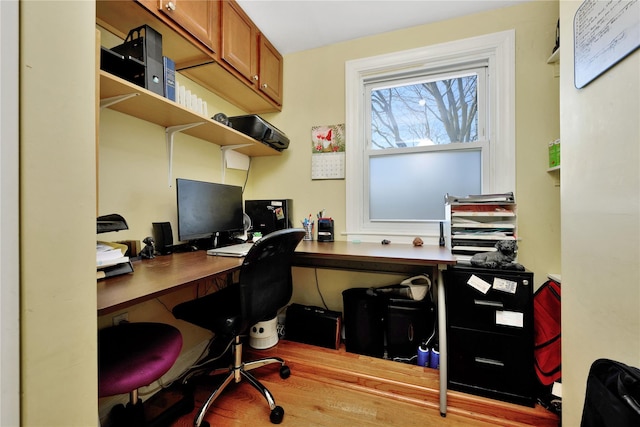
[176,178,244,249]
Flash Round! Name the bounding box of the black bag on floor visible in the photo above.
[581,358,640,427]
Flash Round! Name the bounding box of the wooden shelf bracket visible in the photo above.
[165,122,206,186]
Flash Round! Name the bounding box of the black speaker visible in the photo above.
[152,222,174,255]
[244,199,292,236]
[342,288,385,357]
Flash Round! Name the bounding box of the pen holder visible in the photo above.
[303,223,314,241]
[317,218,334,242]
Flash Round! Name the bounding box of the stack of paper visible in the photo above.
[97,241,133,279]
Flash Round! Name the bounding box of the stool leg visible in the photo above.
[126,397,145,427]
[108,390,145,427]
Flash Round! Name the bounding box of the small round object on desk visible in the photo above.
[413,237,424,246]
[381,239,390,245]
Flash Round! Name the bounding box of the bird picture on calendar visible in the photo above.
[311,124,345,153]
[311,124,346,180]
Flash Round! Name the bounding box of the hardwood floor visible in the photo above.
[167,340,559,427]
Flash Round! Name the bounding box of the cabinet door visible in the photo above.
[258,34,283,105]
[221,0,258,82]
[159,0,220,53]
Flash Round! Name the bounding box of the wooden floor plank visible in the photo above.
[169,340,560,427]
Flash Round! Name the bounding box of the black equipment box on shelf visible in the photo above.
[227,115,290,151]
[101,25,164,96]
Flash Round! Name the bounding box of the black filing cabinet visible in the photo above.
[444,266,536,406]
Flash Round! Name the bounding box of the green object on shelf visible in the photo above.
[548,139,560,168]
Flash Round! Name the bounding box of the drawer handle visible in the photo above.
[474,299,503,308]
[475,357,505,367]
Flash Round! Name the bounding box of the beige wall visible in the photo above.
[559,1,640,425]
[21,1,98,425]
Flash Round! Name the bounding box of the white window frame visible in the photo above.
[345,30,515,244]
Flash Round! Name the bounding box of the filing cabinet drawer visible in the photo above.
[445,266,533,334]
[448,327,535,406]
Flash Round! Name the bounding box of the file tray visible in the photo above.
[105,25,164,96]
[228,115,290,151]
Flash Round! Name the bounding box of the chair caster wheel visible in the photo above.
[279,365,291,379]
[270,405,284,424]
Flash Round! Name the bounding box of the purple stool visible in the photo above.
[99,322,183,426]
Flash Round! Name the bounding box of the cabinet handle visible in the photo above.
[475,357,505,367]
[261,83,268,89]
[474,299,503,308]
[166,1,176,11]
[252,75,259,81]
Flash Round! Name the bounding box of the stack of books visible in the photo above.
[97,241,133,279]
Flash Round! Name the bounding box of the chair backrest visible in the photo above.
[239,228,305,329]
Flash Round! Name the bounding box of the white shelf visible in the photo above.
[548,273,562,283]
[451,211,515,217]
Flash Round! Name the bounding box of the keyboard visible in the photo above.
[206,242,254,257]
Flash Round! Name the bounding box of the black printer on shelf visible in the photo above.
[227,115,290,151]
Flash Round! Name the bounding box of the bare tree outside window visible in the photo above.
[370,74,478,149]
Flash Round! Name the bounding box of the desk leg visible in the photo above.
[437,265,447,416]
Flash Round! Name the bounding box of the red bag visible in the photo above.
[533,280,561,385]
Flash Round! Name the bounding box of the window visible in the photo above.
[345,30,515,243]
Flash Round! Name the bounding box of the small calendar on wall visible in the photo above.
[311,124,345,180]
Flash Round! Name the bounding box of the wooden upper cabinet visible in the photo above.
[258,34,283,105]
[221,0,258,82]
[101,0,283,111]
[221,0,283,106]
[158,0,220,53]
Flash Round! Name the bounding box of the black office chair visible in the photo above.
[172,228,305,427]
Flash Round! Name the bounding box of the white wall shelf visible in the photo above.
[547,48,560,64]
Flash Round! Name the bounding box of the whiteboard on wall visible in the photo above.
[574,0,640,89]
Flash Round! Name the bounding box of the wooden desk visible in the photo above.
[294,240,454,273]
[96,240,456,415]
[293,240,456,416]
[97,252,242,316]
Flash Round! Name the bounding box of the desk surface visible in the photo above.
[294,240,456,273]
[97,241,455,315]
[97,251,242,315]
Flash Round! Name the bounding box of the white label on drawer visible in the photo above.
[496,310,524,328]
[493,278,517,294]
[467,275,491,294]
